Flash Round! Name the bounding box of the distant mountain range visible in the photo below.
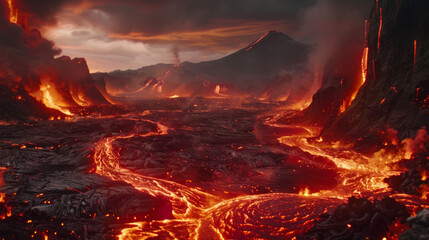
[92,31,316,102]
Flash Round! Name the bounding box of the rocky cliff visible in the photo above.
[321,0,429,146]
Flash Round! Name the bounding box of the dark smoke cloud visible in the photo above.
[172,45,180,65]
[0,1,108,108]
[70,0,316,36]
[15,0,82,27]
[0,1,60,85]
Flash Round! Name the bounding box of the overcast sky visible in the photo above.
[18,0,371,72]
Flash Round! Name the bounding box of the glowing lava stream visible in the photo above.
[93,118,344,239]
[265,114,412,197]
[93,112,424,239]
[94,120,219,219]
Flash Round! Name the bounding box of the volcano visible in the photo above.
[0,0,429,239]
[92,30,314,103]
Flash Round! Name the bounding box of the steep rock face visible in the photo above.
[50,56,111,106]
[322,0,429,143]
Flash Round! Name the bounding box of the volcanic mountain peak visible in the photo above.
[245,30,293,51]
[92,29,312,100]
[191,30,311,83]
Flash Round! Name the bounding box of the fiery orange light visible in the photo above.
[267,116,429,198]
[378,8,383,53]
[214,85,221,95]
[93,118,346,239]
[339,100,347,114]
[7,0,18,24]
[39,84,73,116]
[421,171,428,181]
[213,84,227,97]
[299,188,310,197]
[361,47,369,84]
[339,20,370,115]
[0,193,5,203]
[418,184,429,201]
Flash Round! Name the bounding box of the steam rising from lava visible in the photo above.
[295,0,372,118]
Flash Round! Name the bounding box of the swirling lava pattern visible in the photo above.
[93,113,420,239]
[207,194,342,239]
[93,118,346,239]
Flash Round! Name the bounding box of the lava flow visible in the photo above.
[38,82,73,116]
[91,110,425,239]
[94,120,219,219]
[93,115,346,239]
[378,8,383,53]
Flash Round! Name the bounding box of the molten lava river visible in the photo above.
[0,98,427,239]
